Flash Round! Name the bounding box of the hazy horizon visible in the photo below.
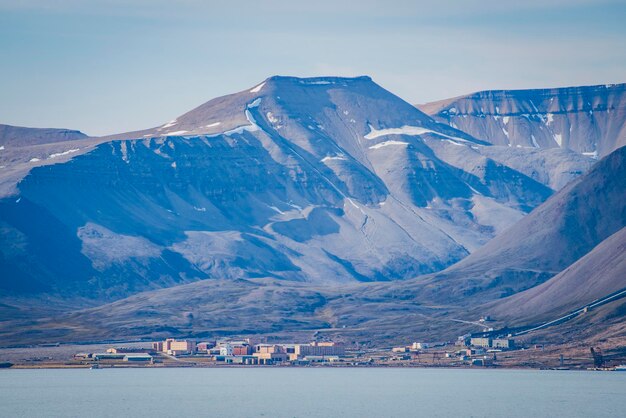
[1,0,625,136]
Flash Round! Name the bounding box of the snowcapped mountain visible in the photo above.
[419,83,626,159]
[0,75,580,300]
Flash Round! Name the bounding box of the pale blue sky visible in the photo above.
[1,0,625,136]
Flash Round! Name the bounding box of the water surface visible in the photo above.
[1,368,625,417]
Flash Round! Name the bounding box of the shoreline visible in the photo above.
[0,362,610,371]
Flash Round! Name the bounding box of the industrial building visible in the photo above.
[153,338,197,355]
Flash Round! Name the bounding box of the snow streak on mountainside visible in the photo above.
[0,76,571,299]
[419,83,626,159]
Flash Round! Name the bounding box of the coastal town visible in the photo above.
[19,335,524,368]
[2,333,625,371]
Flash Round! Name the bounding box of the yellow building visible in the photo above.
[160,338,196,355]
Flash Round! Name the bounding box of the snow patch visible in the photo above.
[365,124,430,139]
[582,151,599,159]
[554,134,563,147]
[365,124,473,146]
[162,130,189,136]
[300,80,332,85]
[369,140,409,150]
[546,113,554,125]
[502,116,510,125]
[120,142,129,163]
[49,148,80,159]
[29,158,41,162]
[501,127,509,138]
[321,155,347,162]
[249,82,265,93]
[160,119,178,130]
[206,122,221,128]
[0,146,4,151]
[249,98,262,108]
[446,140,464,147]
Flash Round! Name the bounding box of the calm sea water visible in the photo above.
[1,367,625,417]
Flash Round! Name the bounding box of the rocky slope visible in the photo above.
[422,145,626,303]
[419,83,626,158]
[485,227,626,323]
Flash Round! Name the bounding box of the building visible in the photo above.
[295,342,345,358]
[220,344,234,356]
[233,345,253,356]
[253,352,289,364]
[392,347,408,353]
[197,342,215,352]
[255,344,285,354]
[156,338,196,355]
[93,353,126,361]
[107,347,152,354]
[470,337,491,348]
[123,354,153,363]
[411,342,429,350]
[492,338,515,349]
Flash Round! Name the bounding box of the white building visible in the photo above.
[219,344,233,356]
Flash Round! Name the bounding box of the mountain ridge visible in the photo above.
[419,83,626,158]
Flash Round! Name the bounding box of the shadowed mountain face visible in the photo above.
[419,84,626,159]
[0,76,569,299]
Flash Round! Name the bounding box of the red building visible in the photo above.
[233,345,252,356]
